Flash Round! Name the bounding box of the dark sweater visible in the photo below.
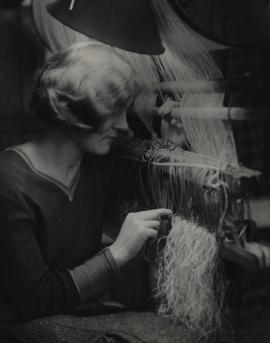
[0,149,120,328]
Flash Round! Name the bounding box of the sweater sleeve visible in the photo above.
[69,247,122,302]
[0,180,121,321]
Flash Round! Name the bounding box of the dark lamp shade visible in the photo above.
[47,0,165,55]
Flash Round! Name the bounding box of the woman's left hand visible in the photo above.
[158,99,186,147]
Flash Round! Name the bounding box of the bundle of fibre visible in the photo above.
[135,139,260,180]
[121,137,260,230]
[156,216,222,338]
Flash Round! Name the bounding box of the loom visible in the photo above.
[32,0,268,339]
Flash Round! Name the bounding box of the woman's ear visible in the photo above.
[56,91,100,129]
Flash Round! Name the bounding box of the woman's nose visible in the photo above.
[115,112,130,134]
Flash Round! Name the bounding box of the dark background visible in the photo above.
[0,1,44,149]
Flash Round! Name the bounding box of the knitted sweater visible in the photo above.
[0,149,121,329]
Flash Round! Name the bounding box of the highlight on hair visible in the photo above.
[31,42,140,129]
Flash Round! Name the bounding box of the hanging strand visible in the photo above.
[69,0,76,11]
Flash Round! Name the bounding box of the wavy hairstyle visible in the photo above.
[31,42,141,130]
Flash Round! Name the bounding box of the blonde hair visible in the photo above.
[32,42,140,129]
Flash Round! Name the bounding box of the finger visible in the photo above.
[137,208,172,220]
[158,106,170,116]
[158,101,179,116]
[164,100,179,111]
[159,104,176,116]
[145,228,158,240]
[170,118,177,126]
[144,220,160,229]
[164,95,174,102]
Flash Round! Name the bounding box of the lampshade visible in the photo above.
[47,0,164,55]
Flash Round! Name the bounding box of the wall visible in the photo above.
[0,3,44,150]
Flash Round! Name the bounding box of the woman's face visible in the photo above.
[69,105,131,155]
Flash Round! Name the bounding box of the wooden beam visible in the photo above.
[220,243,260,272]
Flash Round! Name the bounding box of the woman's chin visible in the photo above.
[87,143,111,156]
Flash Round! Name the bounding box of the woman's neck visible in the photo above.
[17,128,83,186]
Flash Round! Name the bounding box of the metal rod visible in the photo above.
[155,80,225,93]
[151,107,270,121]
[155,80,265,93]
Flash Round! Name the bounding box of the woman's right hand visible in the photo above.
[109,208,172,266]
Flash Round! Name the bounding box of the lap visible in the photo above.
[4,311,196,343]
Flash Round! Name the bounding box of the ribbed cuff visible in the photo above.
[103,247,123,281]
[69,248,122,303]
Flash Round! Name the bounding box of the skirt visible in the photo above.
[3,311,196,343]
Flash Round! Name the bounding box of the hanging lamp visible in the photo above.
[47,0,165,54]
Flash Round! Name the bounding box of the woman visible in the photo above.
[0,42,185,342]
